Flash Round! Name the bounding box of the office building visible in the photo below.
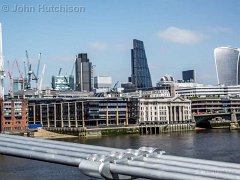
[191,97,240,114]
[28,97,138,128]
[158,75,175,85]
[94,76,112,93]
[139,95,192,124]
[121,82,136,92]
[131,39,152,88]
[52,75,74,91]
[75,53,92,92]
[176,84,240,98]
[182,70,195,82]
[91,65,96,91]
[13,78,27,93]
[214,47,240,86]
[0,99,28,132]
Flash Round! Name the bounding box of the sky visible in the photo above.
[1,0,240,92]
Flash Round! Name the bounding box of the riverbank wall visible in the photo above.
[139,123,195,135]
[43,123,195,138]
[45,126,139,138]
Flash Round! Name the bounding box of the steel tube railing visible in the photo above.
[0,136,110,155]
[122,159,240,179]
[1,134,240,180]
[155,154,240,169]
[0,141,89,159]
[0,133,122,152]
[142,157,240,172]
[109,163,218,180]
[0,146,82,166]
[138,157,240,176]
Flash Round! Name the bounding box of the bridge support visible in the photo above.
[230,109,240,130]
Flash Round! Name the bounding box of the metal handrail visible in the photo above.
[0,134,240,180]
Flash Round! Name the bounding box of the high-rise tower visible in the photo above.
[214,47,240,86]
[182,70,196,82]
[0,23,4,98]
[131,39,152,88]
[75,53,92,92]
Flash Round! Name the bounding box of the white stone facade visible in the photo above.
[139,96,192,124]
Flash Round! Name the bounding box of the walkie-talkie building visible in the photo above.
[131,39,152,88]
[214,47,240,86]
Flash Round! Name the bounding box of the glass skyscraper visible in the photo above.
[75,53,92,92]
[214,47,240,86]
[182,70,196,82]
[131,39,152,88]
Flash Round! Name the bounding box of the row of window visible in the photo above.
[141,111,167,116]
[4,121,25,125]
[141,117,168,121]
[140,106,167,110]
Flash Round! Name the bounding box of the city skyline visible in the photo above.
[1,0,240,92]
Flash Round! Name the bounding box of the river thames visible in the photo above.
[0,129,240,180]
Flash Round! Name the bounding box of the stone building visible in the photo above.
[139,96,192,124]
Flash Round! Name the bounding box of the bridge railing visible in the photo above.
[0,134,240,179]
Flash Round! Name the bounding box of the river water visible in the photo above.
[1,129,240,180]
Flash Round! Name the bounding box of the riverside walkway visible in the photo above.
[0,134,240,179]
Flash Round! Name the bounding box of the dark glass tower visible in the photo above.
[131,39,152,88]
[182,70,195,82]
[75,53,92,92]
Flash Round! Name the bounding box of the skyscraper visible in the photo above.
[214,47,240,86]
[182,70,196,82]
[75,53,92,92]
[131,39,152,88]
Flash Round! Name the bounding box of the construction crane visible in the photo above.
[23,61,27,87]
[58,67,62,76]
[7,60,14,97]
[38,64,45,94]
[25,50,32,89]
[32,53,41,89]
[111,81,119,92]
[36,53,41,80]
[15,59,25,90]
[24,50,42,90]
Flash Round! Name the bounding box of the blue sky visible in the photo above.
[1,0,240,91]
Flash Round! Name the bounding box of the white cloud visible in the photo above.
[88,42,108,50]
[158,26,204,44]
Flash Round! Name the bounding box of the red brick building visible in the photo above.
[0,99,28,132]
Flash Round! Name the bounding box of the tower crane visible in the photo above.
[24,50,41,90]
[58,67,62,76]
[111,81,119,92]
[15,59,25,90]
[7,60,14,98]
[32,53,41,89]
[25,50,32,89]
[39,64,45,93]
